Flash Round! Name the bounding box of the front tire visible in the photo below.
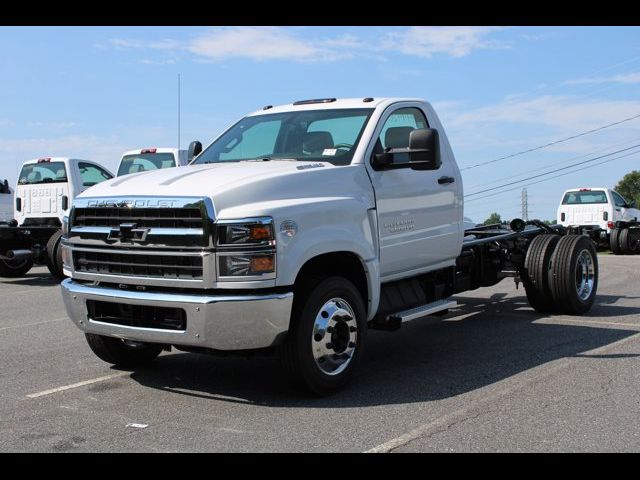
[550,235,598,315]
[279,276,367,396]
[0,257,34,278]
[85,333,163,368]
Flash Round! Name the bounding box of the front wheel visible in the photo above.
[0,257,34,278]
[279,276,367,396]
[85,333,163,368]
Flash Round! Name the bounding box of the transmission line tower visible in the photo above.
[521,188,529,221]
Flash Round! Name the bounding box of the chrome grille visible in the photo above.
[73,207,203,229]
[66,197,215,287]
[74,250,203,280]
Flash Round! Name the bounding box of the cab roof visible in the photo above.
[247,97,426,116]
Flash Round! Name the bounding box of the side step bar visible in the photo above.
[388,299,458,323]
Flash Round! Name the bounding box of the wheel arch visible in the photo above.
[292,251,379,321]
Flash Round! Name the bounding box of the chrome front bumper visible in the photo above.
[60,279,293,351]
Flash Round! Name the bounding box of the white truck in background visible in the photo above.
[0,179,12,224]
[116,148,188,177]
[557,187,640,255]
[60,97,600,395]
[0,157,113,279]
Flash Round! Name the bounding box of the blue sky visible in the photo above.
[1,26,640,222]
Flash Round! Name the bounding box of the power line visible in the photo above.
[460,112,640,172]
[465,135,640,191]
[465,143,640,197]
[465,149,639,204]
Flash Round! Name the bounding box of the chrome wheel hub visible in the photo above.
[575,249,595,301]
[311,297,357,376]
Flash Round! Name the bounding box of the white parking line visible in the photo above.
[26,372,130,399]
[364,332,640,453]
[0,318,66,331]
[537,317,640,329]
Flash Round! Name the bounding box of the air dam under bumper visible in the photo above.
[61,279,293,350]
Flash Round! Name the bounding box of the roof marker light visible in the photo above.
[37,157,51,163]
[293,98,336,106]
[141,148,157,154]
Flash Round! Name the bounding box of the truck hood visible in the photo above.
[78,160,375,218]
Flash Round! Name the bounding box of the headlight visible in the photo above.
[62,216,69,236]
[216,218,275,247]
[215,217,276,280]
[218,253,276,277]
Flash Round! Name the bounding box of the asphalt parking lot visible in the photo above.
[1,255,639,452]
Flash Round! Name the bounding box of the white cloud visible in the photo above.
[109,38,180,50]
[187,27,350,62]
[381,26,507,58]
[105,26,510,64]
[564,72,640,86]
[445,95,640,132]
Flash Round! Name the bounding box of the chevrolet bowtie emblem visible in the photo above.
[107,223,150,243]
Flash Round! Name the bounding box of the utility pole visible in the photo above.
[521,188,529,221]
[177,73,181,151]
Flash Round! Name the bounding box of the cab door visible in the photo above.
[366,104,462,280]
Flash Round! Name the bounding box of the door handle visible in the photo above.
[438,176,455,185]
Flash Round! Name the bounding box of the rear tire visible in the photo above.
[279,276,366,396]
[45,230,66,280]
[85,333,163,368]
[550,235,598,315]
[619,228,639,255]
[609,228,623,255]
[0,257,34,277]
[522,234,560,313]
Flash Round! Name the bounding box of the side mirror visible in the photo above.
[408,128,440,170]
[188,140,203,162]
[629,200,637,209]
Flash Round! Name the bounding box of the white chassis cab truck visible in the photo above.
[557,187,640,255]
[0,157,113,279]
[60,98,599,395]
[116,147,188,177]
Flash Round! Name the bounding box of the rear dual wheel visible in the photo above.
[45,230,66,281]
[523,234,598,315]
[619,228,640,255]
[0,257,34,277]
[549,235,598,315]
[609,228,623,255]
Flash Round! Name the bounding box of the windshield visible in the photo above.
[18,162,67,185]
[192,108,374,166]
[117,153,176,176]
[562,190,608,204]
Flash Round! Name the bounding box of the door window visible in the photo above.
[78,162,113,187]
[612,191,628,207]
[375,107,430,165]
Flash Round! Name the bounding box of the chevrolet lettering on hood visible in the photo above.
[85,198,182,208]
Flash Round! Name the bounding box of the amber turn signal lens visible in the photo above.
[250,226,272,241]
[250,255,275,273]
